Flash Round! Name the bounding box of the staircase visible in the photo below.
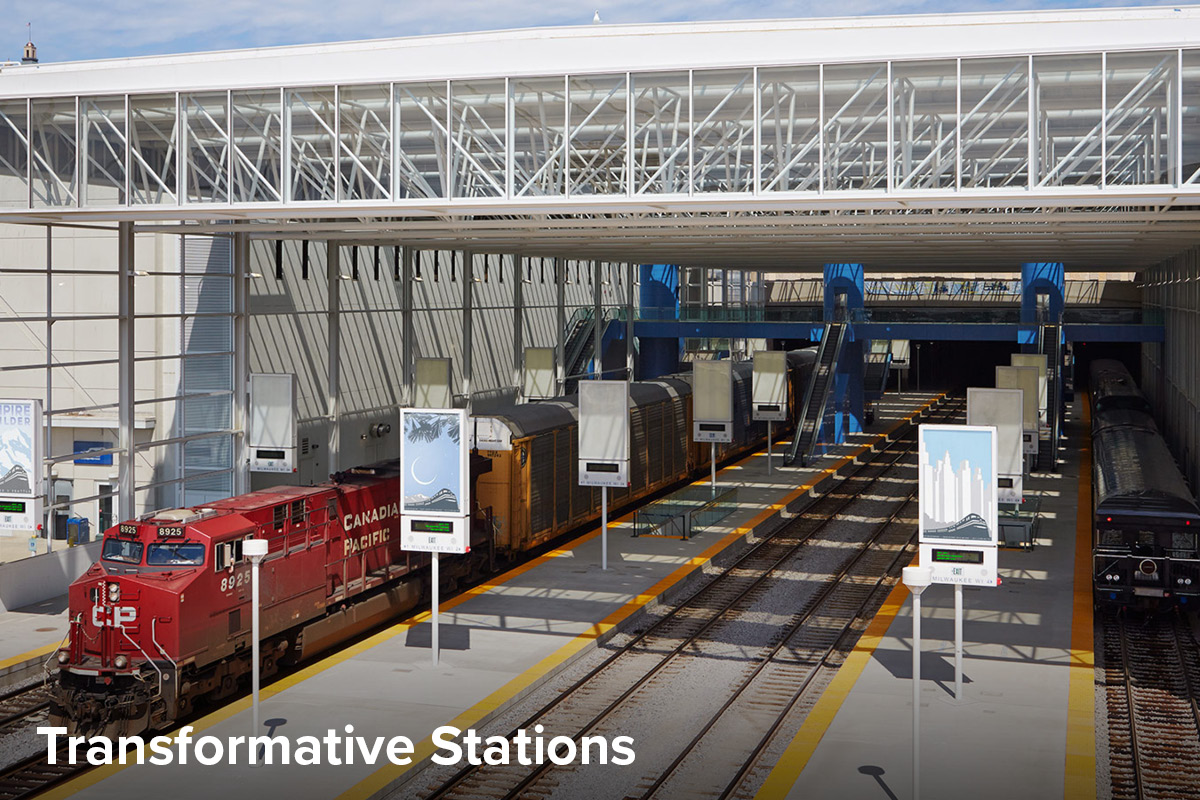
[786,322,847,467]
[1036,323,1062,472]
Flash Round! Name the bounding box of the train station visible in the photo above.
[0,5,1198,799]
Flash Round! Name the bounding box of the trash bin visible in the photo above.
[67,516,89,546]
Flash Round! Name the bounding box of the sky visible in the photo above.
[3,0,1189,64]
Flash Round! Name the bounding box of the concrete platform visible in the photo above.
[41,393,943,800]
[756,397,1095,800]
[0,594,70,688]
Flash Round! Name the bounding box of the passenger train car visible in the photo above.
[1090,359,1200,609]
[53,351,817,736]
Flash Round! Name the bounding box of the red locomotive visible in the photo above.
[50,462,466,737]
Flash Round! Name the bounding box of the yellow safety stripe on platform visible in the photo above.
[0,641,58,673]
[43,395,942,800]
[339,395,944,800]
[753,567,913,800]
[1065,396,1096,800]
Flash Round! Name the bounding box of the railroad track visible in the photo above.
[0,683,82,800]
[0,685,53,732]
[419,399,958,800]
[1103,614,1200,800]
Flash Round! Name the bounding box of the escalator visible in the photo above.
[785,322,847,467]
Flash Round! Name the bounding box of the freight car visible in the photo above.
[52,351,817,736]
[1091,362,1200,610]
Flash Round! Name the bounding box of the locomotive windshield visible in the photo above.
[101,538,143,563]
[146,543,205,566]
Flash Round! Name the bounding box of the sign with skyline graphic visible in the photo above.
[400,408,469,554]
[918,424,998,547]
[0,400,42,533]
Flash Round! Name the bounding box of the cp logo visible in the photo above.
[92,606,137,627]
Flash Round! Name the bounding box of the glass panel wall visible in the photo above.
[512,77,566,197]
[339,84,391,202]
[632,72,689,194]
[129,94,177,204]
[823,63,889,191]
[288,86,336,202]
[960,57,1028,189]
[759,66,820,192]
[0,100,29,208]
[1034,54,1103,186]
[231,89,282,203]
[30,97,77,208]
[395,82,447,198]
[1105,51,1175,185]
[183,92,229,203]
[449,79,506,198]
[81,96,126,206]
[567,74,626,196]
[892,60,957,190]
[691,69,754,193]
[1185,50,1200,183]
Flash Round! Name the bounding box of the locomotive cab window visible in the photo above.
[102,538,143,564]
[214,539,247,571]
[147,542,205,566]
[1097,529,1127,548]
[1171,532,1197,555]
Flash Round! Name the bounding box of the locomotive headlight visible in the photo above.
[1187,578,1194,586]
[113,655,128,669]
[107,582,120,602]
[57,649,69,664]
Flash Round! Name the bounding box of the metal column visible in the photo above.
[231,232,250,495]
[512,255,524,401]
[43,227,52,551]
[626,263,635,380]
[462,250,473,415]
[556,257,566,394]
[592,260,602,379]
[401,247,414,407]
[117,222,135,521]
[326,242,341,474]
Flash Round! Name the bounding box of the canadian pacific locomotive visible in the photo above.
[53,352,817,736]
[1090,359,1200,609]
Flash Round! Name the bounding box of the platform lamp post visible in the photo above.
[244,538,270,743]
[902,564,933,800]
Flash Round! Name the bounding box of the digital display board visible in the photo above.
[0,500,26,514]
[931,548,985,565]
[411,519,453,534]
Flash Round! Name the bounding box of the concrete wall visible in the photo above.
[0,540,100,611]
[1142,246,1200,493]
[247,244,634,487]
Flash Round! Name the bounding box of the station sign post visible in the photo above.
[918,424,999,701]
[523,347,556,402]
[693,361,734,495]
[578,380,630,571]
[1010,354,1049,437]
[967,387,1024,505]
[0,400,43,546]
[248,374,298,473]
[399,407,470,666]
[996,365,1040,466]
[752,351,788,474]
[414,358,454,409]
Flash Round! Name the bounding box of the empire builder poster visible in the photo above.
[918,424,998,545]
